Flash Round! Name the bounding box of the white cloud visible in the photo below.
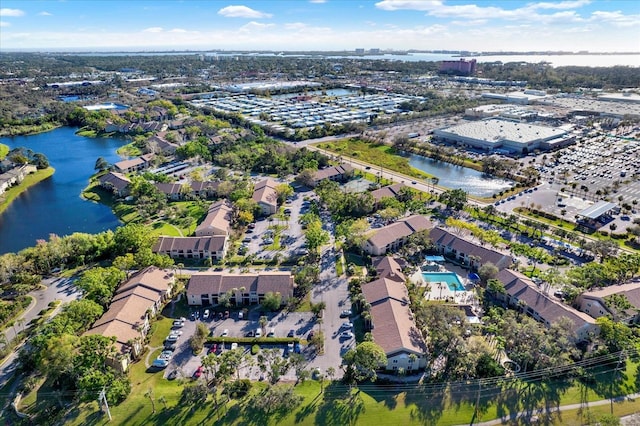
[38,11,52,16]
[528,1,591,10]
[590,10,640,27]
[218,5,272,19]
[374,0,590,23]
[284,22,307,30]
[143,27,163,33]
[0,21,10,27]
[309,0,327,3]
[0,8,24,17]
[169,28,188,33]
[239,21,276,32]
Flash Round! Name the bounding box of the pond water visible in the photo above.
[0,127,126,254]
[407,153,514,197]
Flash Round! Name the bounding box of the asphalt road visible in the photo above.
[0,276,81,390]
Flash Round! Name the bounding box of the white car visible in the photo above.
[231,342,238,350]
[203,309,210,319]
[221,329,229,337]
[340,322,353,329]
[340,331,354,340]
[255,328,262,338]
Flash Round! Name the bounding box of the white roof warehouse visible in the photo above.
[433,118,574,155]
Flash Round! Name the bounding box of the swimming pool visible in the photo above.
[422,272,465,292]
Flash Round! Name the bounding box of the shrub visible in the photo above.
[224,379,252,398]
[251,344,260,355]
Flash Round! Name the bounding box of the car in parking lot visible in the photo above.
[165,334,179,343]
[267,328,276,337]
[159,350,173,361]
[152,358,169,369]
[208,344,217,354]
[263,238,274,245]
[340,322,353,329]
[221,329,229,337]
[340,309,352,318]
[340,331,354,340]
[287,329,295,338]
[255,328,262,338]
[293,342,301,354]
[203,309,210,320]
[193,365,204,378]
[231,342,238,350]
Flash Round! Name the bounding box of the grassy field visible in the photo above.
[60,368,640,426]
[314,138,434,180]
[0,143,8,159]
[0,167,55,214]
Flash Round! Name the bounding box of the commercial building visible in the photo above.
[439,59,476,75]
[433,118,573,154]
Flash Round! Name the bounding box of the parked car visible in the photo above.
[159,350,173,360]
[308,330,315,340]
[287,342,295,351]
[231,342,238,350]
[172,318,185,328]
[193,365,204,378]
[221,329,229,337]
[165,334,179,343]
[208,344,217,354]
[287,329,295,338]
[255,328,262,338]
[340,331,354,340]
[340,322,353,329]
[152,358,169,369]
[167,369,178,380]
[267,328,275,337]
[203,309,210,320]
[293,342,301,354]
[340,309,352,318]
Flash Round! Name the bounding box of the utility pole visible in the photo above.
[99,387,112,421]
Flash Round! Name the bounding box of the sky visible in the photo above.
[0,0,638,52]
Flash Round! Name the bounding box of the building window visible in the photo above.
[393,360,398,364]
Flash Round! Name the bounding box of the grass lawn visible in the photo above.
[0,143,8,159]
[116,142,142,157]
[314,138,434,180]
[0,167,55,214]
[60,344,640,426]
[151,221,183,237]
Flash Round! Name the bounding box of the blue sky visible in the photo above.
[0,1,638,52]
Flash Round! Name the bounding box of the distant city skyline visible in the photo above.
[0,0,638,52]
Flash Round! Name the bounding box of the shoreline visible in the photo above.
[0,167,55,215]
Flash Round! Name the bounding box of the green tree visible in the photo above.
[94,157,109,172]
[439,188,468,211]
[304,218,329,254]
[262,291,282,311]
[342,341,387,385]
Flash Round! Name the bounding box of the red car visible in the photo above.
[208,344,217,354]
[193,365,204,378]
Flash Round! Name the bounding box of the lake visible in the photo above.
[0,127,126,254]
[407,153,514,198]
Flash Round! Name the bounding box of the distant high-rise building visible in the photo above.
[370,48,380,54]
[355,48,365,54]
[439,58,477,75]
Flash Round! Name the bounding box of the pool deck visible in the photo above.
[412,262,479,305]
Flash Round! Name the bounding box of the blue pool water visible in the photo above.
[422,272,465,292]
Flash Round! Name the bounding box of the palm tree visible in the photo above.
[144,388,156,414]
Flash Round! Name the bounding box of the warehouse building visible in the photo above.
[433,118,574,155]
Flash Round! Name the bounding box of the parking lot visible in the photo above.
[159,305,318,381]
[240,188,315,260]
